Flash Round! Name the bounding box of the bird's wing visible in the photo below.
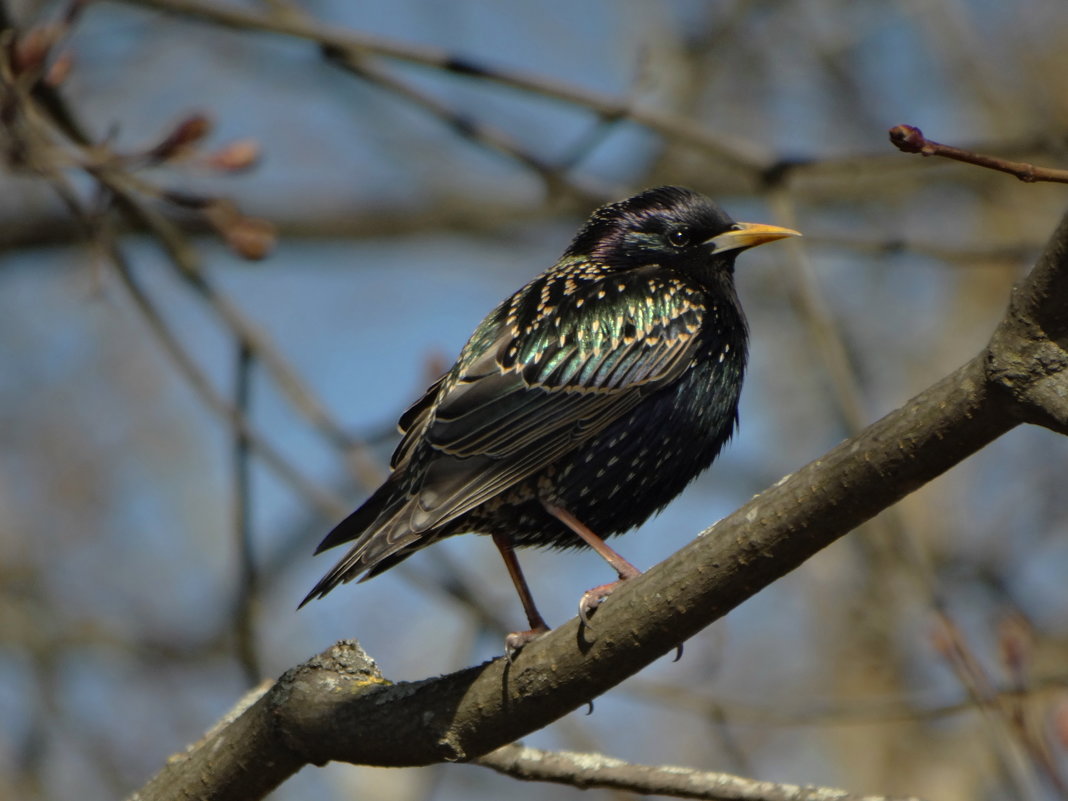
[402,267,707,531]
[390,374,446,471]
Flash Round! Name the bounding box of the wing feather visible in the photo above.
[395,267,706,531]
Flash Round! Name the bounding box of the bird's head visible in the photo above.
[564,186,799,275]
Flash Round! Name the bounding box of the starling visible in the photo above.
[301,186,799,652]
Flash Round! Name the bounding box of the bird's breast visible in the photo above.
[536,321,748,539]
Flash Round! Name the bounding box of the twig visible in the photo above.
[767,191,869,435]
[475,743,926,801]
[106,237,348,518]
[322,46,584,201]
[889,124,1068,184]
[2,16,384,492]
[94,166,385,487]
[12,105,345,528]
[106,0,773,172]
[931,611,1068,799]
[232,341,262,685]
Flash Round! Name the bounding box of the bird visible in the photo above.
[301,186,799,654]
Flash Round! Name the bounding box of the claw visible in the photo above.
[578,576,636,628]
[578,597,594,627]
[504,625,550,662]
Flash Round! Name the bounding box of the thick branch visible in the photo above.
[134,354,1009,798]
[126,677,300,801]
[986,209,1068,434]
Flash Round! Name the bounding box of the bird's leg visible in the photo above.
[491,531,550,659]
[543,502,641,625]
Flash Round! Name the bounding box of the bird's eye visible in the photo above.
[667,228,690,248]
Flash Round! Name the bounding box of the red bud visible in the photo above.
[149,114,212,162]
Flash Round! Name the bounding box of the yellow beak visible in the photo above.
[705,222,801,255]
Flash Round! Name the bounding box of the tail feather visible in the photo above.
[299,479,424,608]
[312,479,398,556]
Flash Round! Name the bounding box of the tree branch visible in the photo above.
[129,207,1068,800]
[475,743,926,801]
[889,124,1068,184]
[105,0,772,173]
